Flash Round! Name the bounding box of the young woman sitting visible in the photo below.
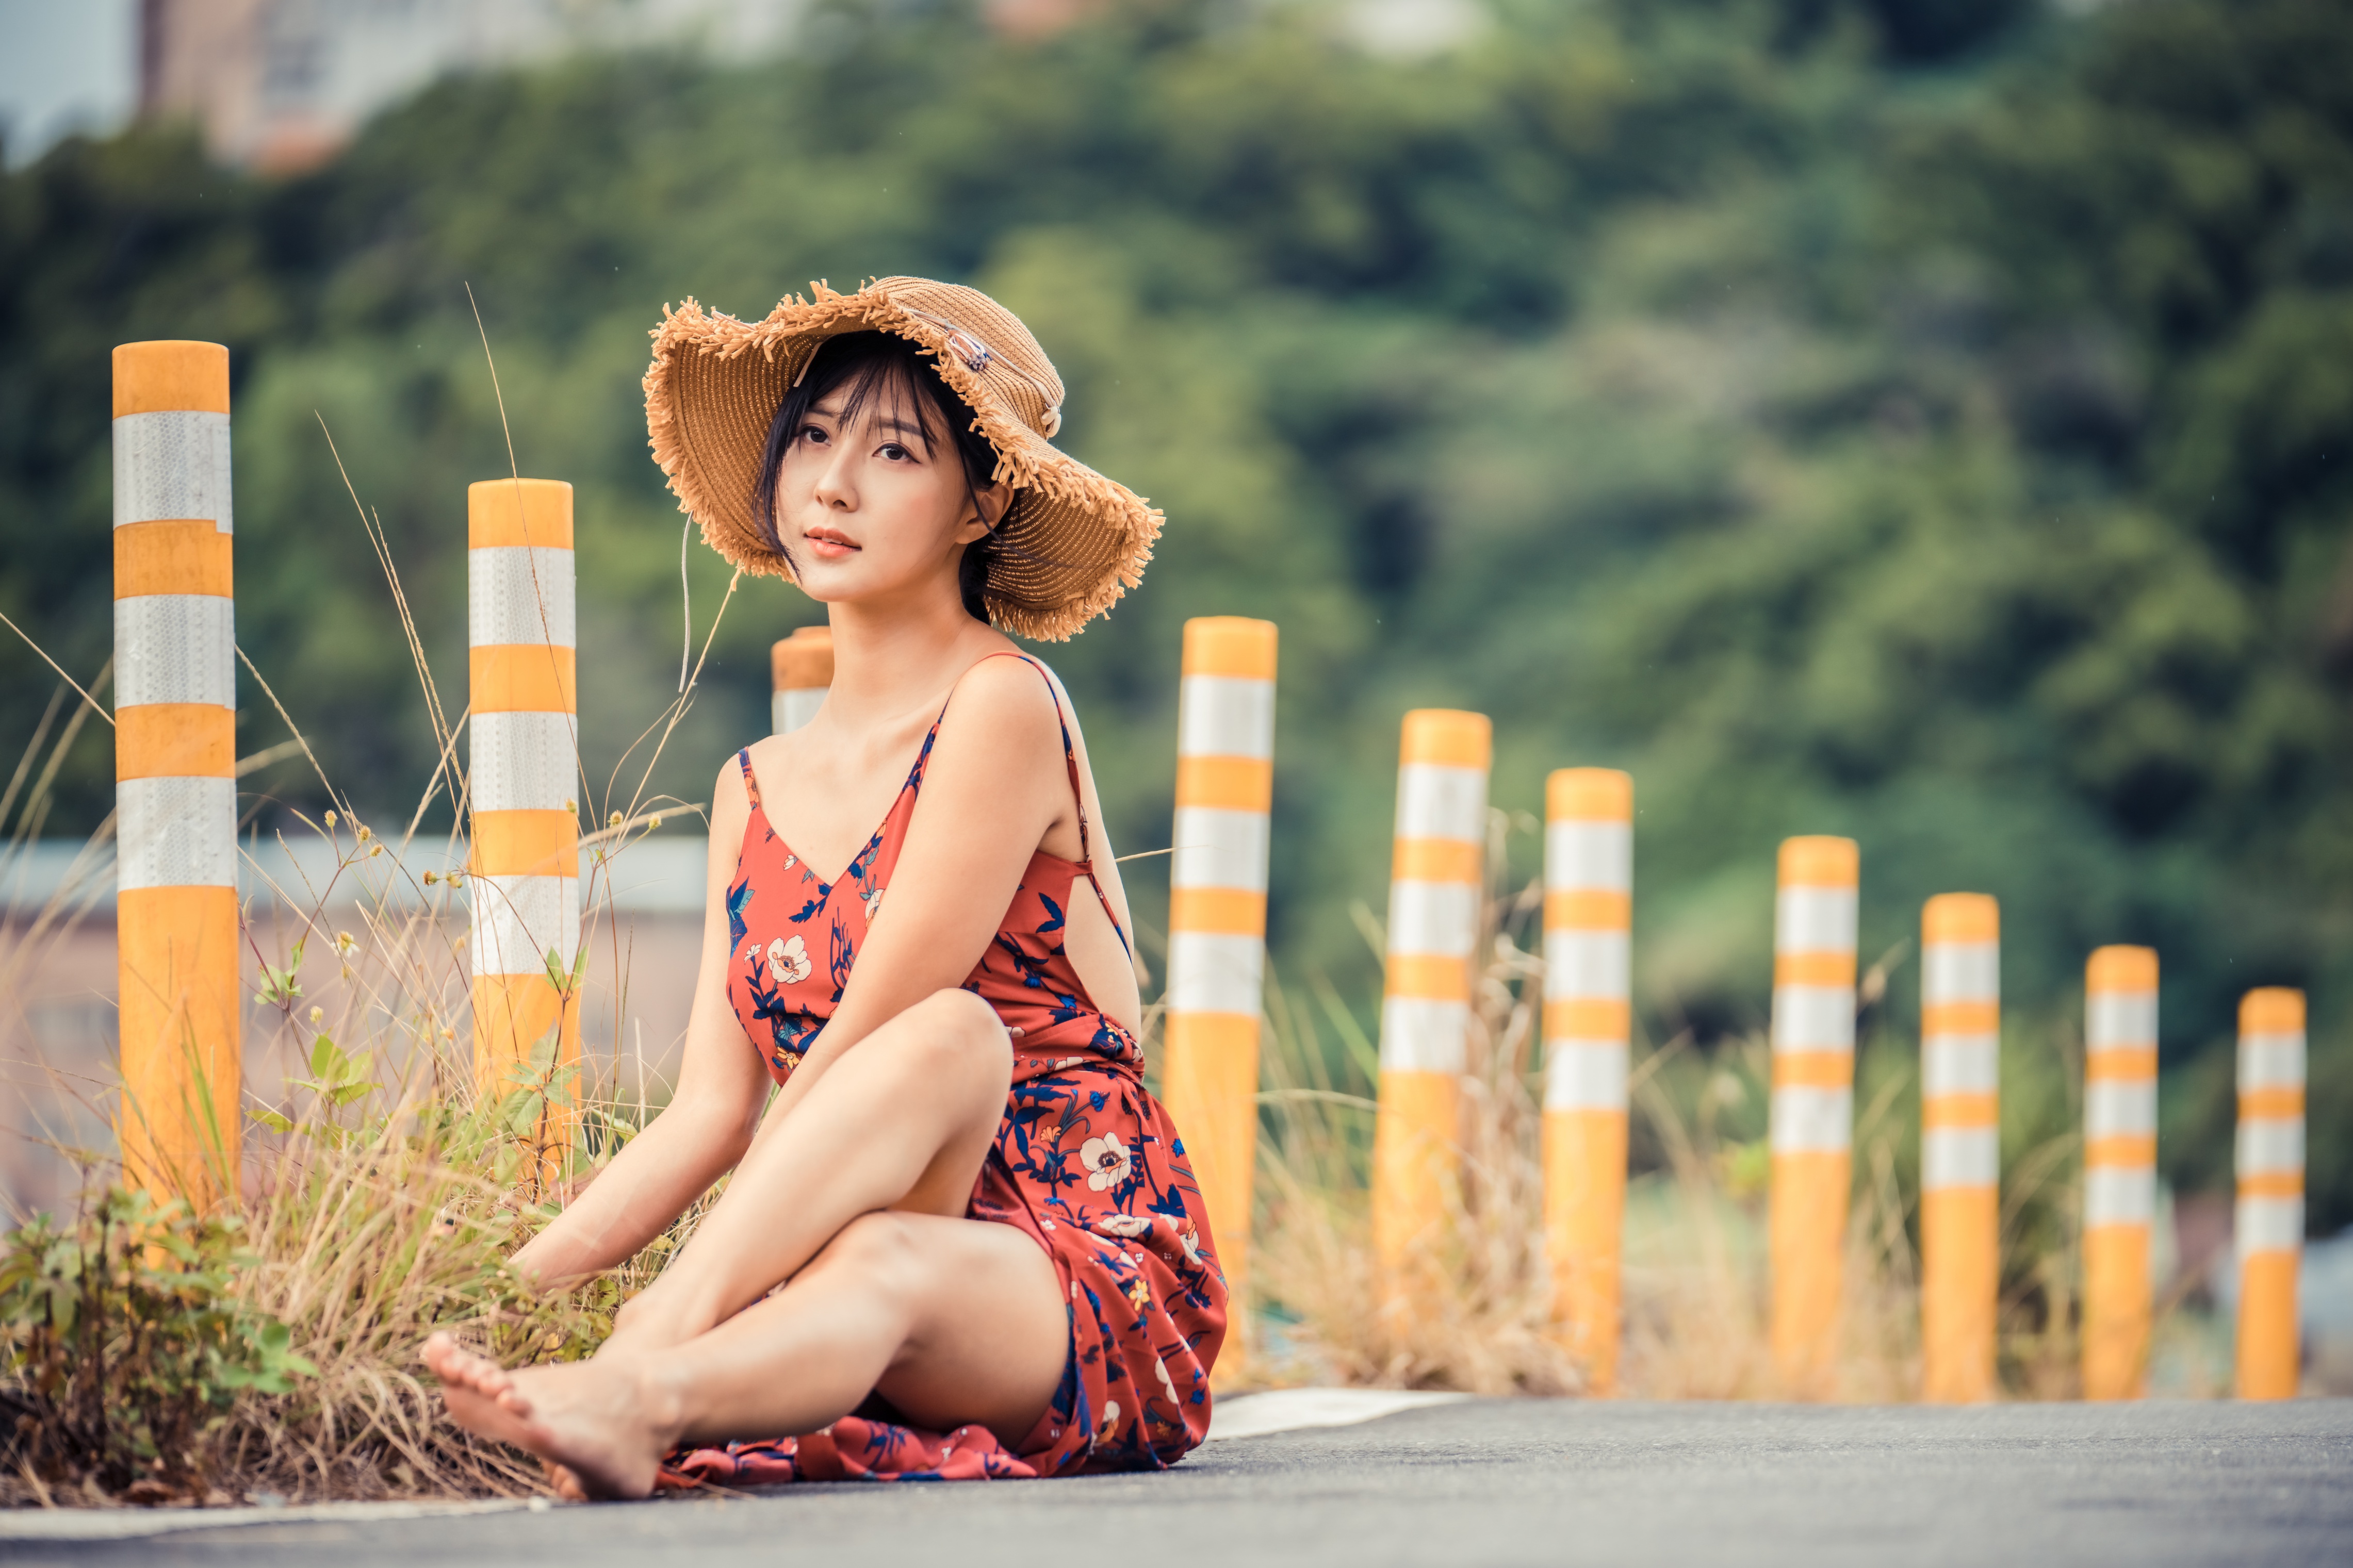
[424,278,1224,1499]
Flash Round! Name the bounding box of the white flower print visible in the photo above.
[1178,1224,1203,1267]
[1080,1132,1132,1191]
[863,886,885,921]
[782,854,797,870]
[1092,1214,1152,1240]
[1096,1400,1120,1441]
[1155,1356,1178,1402]
[767,934,811,986]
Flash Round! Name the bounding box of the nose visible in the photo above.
[811,438,857,513]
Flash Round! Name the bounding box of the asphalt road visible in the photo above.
[8,1398,2349,1566]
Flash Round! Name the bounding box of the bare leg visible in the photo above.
[425,1209,1066,1499]
[609,987,1013,1352]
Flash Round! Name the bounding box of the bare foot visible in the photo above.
[422,1332,675,1500]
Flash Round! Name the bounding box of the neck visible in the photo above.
[821,577,1004,725]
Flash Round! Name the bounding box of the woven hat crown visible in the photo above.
[864,277,1067,440]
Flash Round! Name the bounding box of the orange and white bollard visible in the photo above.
[112,340,240,1204]
[1769,835,1858,1392]
[2235,987,2305,1400]
[468,479,581,1163]
[1159,616,1277,1363]
[1541,767,1632,1392]
[2082,944,2158,1400]
[1920,893,2000,1403]
[771,624,832,735]
[1372,709,1490,1278]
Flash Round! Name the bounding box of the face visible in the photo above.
[771,370,1006,610]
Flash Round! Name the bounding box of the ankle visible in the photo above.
[618,1354,692,1450]
[606,1285,714,1359]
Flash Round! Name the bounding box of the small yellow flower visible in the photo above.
[323,810,338,828]
[355,823,372,842]
[609,811,624,829]
[647,813,661,828]
[334,931,358,957]
[422,869,438,885]
[308,1006,323,1025]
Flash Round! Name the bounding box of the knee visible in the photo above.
[894,988,1011,1084]
[812,1211,928,1300]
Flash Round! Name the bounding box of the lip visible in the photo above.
[804,524,860,559]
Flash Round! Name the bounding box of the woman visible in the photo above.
[426,278,1224,1499]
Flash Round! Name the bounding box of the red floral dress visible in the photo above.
[664,652,1227,1485]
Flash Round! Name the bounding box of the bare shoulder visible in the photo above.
[934,651,1064,755]
[710,746,754,812]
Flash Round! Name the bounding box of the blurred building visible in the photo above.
[138,0,809,169]
[136,0,1470,168]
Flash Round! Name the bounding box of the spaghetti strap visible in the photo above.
[971,650,1132,957]
[737,747,761,809]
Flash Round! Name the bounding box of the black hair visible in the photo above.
[750,330,1011,622]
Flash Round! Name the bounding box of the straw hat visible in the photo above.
[643,276,1161,641]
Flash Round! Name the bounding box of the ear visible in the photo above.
[954,480,1012,546]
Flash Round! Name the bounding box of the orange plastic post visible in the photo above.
[2235,987,2305,1400]
[772,625,834,735]
[1159,617,1277,1372]
[468,479,581,1177]
[1542,768,1632,1392]
[1769,835,1858,1395]
[112,340,240,1207]
[2082,945,2158,1400]
[1920,893,2000,1402]
[1372,710,1490,1283]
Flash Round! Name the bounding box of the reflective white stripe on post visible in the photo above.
[2237,1195,2305,1254]
[113,409,233,531]
[470,711,580,813]
[1165,930,1265,1016]
[116,775,239,890]
[1769,1085,1854,1153]
[1388,881,1480,956]
[1172,806,1270,893]
[1772,986,1855,1052]
[2086,1080,2158,1138]
[2085,1165,2156,1227]
[112,596,237,707]
[1545,1042,1627,1110]
[1922,1035,1999,1096]
[468,872,582,976]
[468,547,578,648]
[1379,997,1471,1074]
[1396,764,1486,840]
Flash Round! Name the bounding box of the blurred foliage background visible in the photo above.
[5,0,2351,1237]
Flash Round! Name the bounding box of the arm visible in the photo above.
[746,656,1071,1131]
[508,757,774,1290]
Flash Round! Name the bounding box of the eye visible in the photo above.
[877,441,912,462]
[798,423,831,445]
